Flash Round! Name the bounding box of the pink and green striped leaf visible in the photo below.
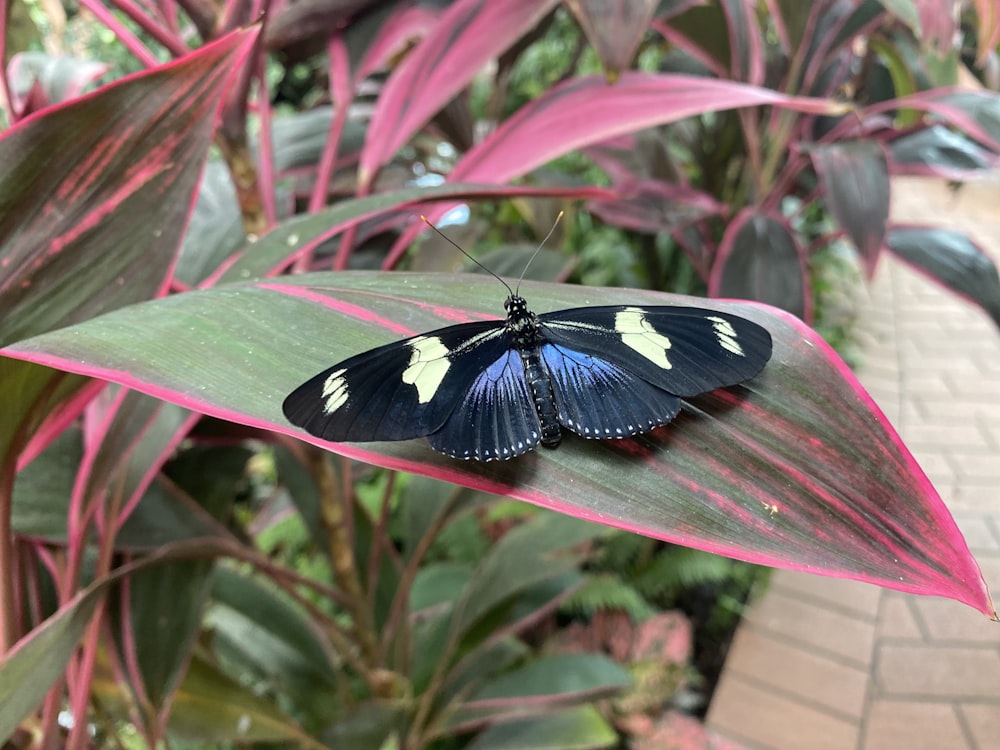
[0,27,259,347]
[0,27,259,464]
[359,0,560,185]
[215,183,616,282]
[448,72,836,185]
[1,274,992,616]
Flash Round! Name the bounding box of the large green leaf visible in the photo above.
[1,273,993,615]
[163,653,325,746]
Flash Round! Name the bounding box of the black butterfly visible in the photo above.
[282,288,773,461]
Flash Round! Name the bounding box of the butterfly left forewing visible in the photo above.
[538,305,772,398]
[283,320,511,444]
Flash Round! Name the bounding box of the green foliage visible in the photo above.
[566,531,766,641]
[559,573,656,621]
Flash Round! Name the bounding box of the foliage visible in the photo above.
[1,1,1000,749]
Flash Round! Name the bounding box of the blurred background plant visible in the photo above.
[3,1,1000,748]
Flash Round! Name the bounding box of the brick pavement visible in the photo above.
[705,178,1000,750]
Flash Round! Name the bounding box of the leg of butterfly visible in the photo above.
[519,347,562,447]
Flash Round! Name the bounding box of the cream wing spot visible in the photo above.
[401,336,452,404]
[615,308,673,369]
[321,369,349,414]
[706,315,745,356]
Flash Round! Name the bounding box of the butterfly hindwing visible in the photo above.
[539,342,682,439]
[538,305,772,398]
[428,349,543,461]
[282,320,514,443]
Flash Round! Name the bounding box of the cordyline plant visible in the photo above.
[0,0,999,748]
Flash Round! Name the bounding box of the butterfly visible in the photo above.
[282,285,773,461]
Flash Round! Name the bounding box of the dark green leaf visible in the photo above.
[465,705,617,750]
[887,225,1000,328]
[711,210,807,318]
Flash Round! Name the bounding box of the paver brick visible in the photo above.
[875,644,1000,698]
[862,701,967,750]
[709,674,858,750]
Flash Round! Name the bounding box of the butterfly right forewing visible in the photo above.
[538,306,772,398]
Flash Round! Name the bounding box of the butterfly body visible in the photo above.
[283,291,773,461]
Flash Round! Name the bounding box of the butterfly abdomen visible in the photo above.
[507,294,561,447]
[520,346,562,447]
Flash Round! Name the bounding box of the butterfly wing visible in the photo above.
[284,320,516,443]
[538,342,682,438]
[539,305,772,397]
[426,348,543,461]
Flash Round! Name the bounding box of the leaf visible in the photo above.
[890,125,999,177]
[563,0,658,80]
[6,51,110,115]
[882,89,1000,153]
[207,567,339,711]
[449,72,835,186]
[165,654,324,746]
[13,425,231,547]
[401,476,495,562]
[216,182,615,281]
[659,3,734,78]
[878,0,921,37]
[887,225,1000,328]
[0,27,259,462]
[719,0,765,84]
[810,141,890,276]
[452,513,603,638]
[465,705,617,750]
[0,541,231,742]
[974,0,1000,67]
[709,209,808,319]
[111,559,215,712]
[1,274,993,616]
[176,161,246,288]
[588,178,723,235]
[0,586,105,742]
[449,653,631,730]
[0,27,258,347]
[359,0,561,184]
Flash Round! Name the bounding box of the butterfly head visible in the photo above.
[504,294,538,340]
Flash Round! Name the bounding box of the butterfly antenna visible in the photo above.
[420,216,514,297]
[515,210,564,294]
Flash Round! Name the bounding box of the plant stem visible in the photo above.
[305,445,381,669]
[0,453,16,654]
